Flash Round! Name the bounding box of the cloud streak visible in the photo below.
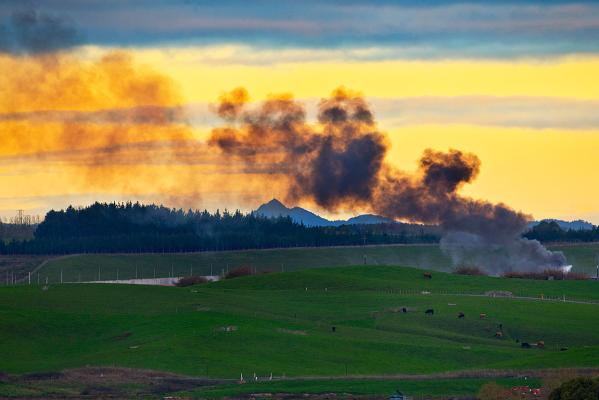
[2,1,599,58]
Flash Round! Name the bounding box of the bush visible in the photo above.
[503,269,589,281]
[477,382,517,400]
[225,266,253,279]
[454,266,486,276]
[176,276,208,287]
[549,377,599,400]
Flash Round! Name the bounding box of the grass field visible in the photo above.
[0,372,542,399]
[2,266,599,380]
[182,376,543,398]
[27,242,599,284]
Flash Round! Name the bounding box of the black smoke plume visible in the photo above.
[210,87,566,274]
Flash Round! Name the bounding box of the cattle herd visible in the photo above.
[390,272,548,349]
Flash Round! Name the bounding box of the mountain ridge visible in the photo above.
[254,199,394,227]
[255,199,596,231]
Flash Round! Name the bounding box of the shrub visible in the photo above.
[176,276,208,287]
[454,266,486,276]
[503,269,589,281]
[225,266,253,279]
[549,377,599,400]
[477,382,517,400]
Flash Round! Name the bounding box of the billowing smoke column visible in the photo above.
[210,87,566,274]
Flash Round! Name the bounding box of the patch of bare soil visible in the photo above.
[277,328,308,335]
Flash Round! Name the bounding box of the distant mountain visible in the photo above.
[254,199,395,227]
[527,219,595,231]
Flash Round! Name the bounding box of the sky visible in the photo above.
[1,0,599,223]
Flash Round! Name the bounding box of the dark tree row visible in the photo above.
[0,202,440,255]
[0,221,36,242]
[524,220,599,243]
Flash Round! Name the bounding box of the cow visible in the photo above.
[458,312,465,319]
[498,323,503,331]
[402,307,407,313]
[521,342,531,348]
[423,272,432,279]
[425,308,434,315]
[479,313,487,319]
[537,341,545,348]
[495,331,503,338]
[331,326,336,333]
[560,347,569,351]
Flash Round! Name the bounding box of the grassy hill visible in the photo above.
[2,265,599,380]
[27,242,599,284]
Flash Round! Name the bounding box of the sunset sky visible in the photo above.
[1,1,599,223]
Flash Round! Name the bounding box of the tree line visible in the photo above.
[0,202,440,255]
[524,220,599,243]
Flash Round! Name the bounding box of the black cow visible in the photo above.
[425,309,434,315]
[423,273,432,279]
[402,307,407,313]
[521,342,531,348]
[458,312,465,319]
[331,326,336,333]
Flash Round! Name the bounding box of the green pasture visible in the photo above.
[1,265,598,380]
[28,242,599,284]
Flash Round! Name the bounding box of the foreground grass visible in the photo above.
[1,265,599,380]
[0,374,541,399]
[183,377,542,398]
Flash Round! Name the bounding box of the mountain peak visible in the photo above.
[255,198,290,217]
[265,198,286,208]
[254,199,395,227]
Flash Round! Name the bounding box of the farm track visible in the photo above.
[277,367,599,382]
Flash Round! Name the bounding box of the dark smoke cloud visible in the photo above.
[210,87,566,274]
[0,7,82,55]
[210,87,388,209]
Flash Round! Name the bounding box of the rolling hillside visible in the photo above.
[2,265,599,378]
[25,242,599,285]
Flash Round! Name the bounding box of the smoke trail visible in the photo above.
[210,87,566,273]
[0,6,210,205]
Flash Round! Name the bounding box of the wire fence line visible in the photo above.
[3,270,599,306]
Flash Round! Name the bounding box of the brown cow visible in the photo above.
[495,331,503,338]
[423,273,432,279]
[479,313,487,319]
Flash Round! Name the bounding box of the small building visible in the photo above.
[389,390,411,400]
